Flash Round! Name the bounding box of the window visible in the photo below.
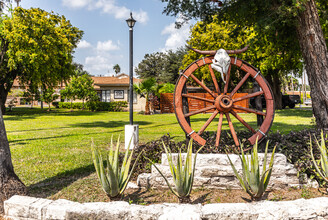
[114,90,124,99]
[101,90,110,102]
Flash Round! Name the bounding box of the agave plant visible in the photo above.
[91,136,141,200]
[227,140,276,200]
[310,131,328,184]
[148,140,204,203]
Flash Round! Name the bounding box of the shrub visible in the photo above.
[148,140,204,203]
[310,131,328,185]
[52,101,59,108]
[227,140,276,200]
[91,136,142,200]
[58,101,127,111]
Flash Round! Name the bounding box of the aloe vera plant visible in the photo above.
[227,140,276,200]
[149,140,204,203]
[310,131,328,183]
[91,136,141,200]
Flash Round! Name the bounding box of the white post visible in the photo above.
[125,124,139,149]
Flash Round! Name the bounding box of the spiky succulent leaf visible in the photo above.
[310,132,328,183]
[227,140,276,200]
[147,139,203,200]
[92,136,142,199]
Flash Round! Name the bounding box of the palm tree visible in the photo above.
[113,64,120,75]
[133,77,156,115]
[14,0,20,7]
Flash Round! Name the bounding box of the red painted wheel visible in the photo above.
[174,56,275,147]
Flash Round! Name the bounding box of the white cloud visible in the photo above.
[161,20,190,51]
[62,0,148,24]
[85,55,113,73]
[62,0,92,9]
[96,40,120,51]
[77,40,92,49]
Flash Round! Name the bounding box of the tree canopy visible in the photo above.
[113,64,121,75]
[0,7,83,113]
[135,47,187,84]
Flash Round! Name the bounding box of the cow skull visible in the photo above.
[211,49,231,83]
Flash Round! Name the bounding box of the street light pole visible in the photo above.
[125,12,138,149]
[128,20,134,125]
[126,12,136,125]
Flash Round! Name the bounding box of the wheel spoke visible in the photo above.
[225,113,240,147]
[233,91,264,103]
[233,105,266,116]
[230,110,256,134]
[208,65,221,94]
[230,72,251,97]
[184,105,216,117]
[215,113,224,147]
[182,94,215,103]
[198,110,219,135]
[190,74,217,98]
[223,65,231,94]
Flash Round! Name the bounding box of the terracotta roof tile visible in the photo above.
[91,75,142,86]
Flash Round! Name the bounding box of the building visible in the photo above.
[7,74,146,112]
[92,74,146,112]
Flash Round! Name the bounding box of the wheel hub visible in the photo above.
[215,94,233,112]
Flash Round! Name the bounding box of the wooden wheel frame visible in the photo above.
[174,56,275,147]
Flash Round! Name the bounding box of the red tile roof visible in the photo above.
[91,74,142,87]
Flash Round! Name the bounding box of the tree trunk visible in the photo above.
[0,86,8,116]
[265,72,282,110]
[145,99,150,115]
[296,0,328,129]
[0,105,26,213]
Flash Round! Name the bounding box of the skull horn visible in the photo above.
[186,45,217,55]
[187,45,249,55]
[226,45,249,54]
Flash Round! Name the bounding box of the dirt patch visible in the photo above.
[26,173,328,205]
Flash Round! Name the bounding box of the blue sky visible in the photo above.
[19,0,193,76]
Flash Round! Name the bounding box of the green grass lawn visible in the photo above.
[4,107,314,200]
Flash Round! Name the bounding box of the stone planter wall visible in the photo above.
[137,153,318,189]
[4,195,328,220]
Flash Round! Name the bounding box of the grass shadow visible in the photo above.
[70,120,152,128]
[275,109,313,117]
[27,163,95,198]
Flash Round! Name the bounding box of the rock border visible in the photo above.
[4,195,328,220]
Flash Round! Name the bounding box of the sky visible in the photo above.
[19,0,193,77]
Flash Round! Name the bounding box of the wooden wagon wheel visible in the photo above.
[174,47,275,147]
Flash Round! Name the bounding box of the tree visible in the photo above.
[113,64,121,75]
[135,48,187,84]
[135,52,166,82]
[22,83,41,108]
[161,47,187,84]
[161,0,328,129]
[73,62,89,76]
[60,84,75,111]
[0,7,82,211]
[0,7,83,115]
[0,105,26,212]
[42,87,59,111]
[69,74,97,110]
[133,77,157,115]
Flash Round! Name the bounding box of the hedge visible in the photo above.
[58,101,128,112]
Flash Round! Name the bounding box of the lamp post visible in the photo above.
[125,13,138,149]
[126,12,136,125]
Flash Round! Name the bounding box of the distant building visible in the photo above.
[7,74,146,112]
[92,74,145,112]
